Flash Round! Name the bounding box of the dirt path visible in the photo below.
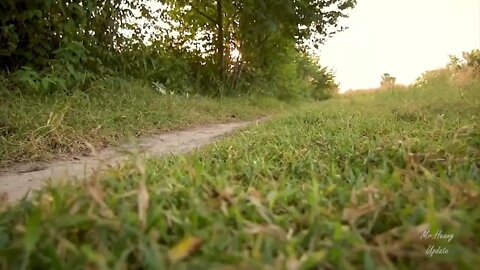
[0,119,264,202]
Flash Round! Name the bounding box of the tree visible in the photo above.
[462,49,480,72]
[160,0,356,83]
[0,0,356,98]
[381,73,396,88]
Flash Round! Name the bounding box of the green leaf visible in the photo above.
[23,209,41,253]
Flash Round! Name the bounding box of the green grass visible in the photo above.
[1,81,479,269]
[0,78,291,167]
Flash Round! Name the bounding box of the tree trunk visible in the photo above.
[216,0,224,79]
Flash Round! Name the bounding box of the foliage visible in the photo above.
[0,0,355,99]
[380,73,396,89]
[1,77,479,269]
[415,49,480,89]
[462,49,480,72]
[414,69,450,88]
[0,0,135,70]
[298,54,339,100]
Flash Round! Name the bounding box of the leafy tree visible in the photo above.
[381,73,396,88]
[1,0,356,98]
[462,49,480,72]
[159,0,355,87]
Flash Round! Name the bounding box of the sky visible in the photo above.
[319,0,480,92]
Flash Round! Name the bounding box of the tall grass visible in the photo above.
[0,79,291,167]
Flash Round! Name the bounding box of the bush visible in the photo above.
[0,1,344,101]
[415,49,480,89]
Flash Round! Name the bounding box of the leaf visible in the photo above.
[80,245,108,268]
[23,209,41,253]
[138,180,149,228]
[0,192,8,211]
[53,215,93,229]
[244,222,286,240]
[299,250,327,270]
[168,236,203,263]
[86,179,106,207]
[342,202,383,225]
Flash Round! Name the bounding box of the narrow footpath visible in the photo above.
[0,119,263,202]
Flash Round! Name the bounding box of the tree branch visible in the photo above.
[189,4,217,25]
[257,33,271,48]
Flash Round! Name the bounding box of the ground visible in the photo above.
[0,83,479,269]
[0,119,262,202]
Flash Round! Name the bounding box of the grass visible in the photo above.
[0,80,479,269]
[0,78,291,167]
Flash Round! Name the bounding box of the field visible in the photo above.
[0,82,479,269]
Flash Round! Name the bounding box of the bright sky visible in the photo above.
[320,0,480,92]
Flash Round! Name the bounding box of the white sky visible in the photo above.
[319,0,480,92]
